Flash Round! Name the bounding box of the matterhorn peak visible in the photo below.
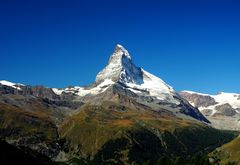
[113,44,131,59]
[108,44,131,65]
[93,44,178,104]
[52,44,209,123]
[96,44,143,84]
[51,44,209,122]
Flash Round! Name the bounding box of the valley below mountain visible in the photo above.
[0,45,239,165]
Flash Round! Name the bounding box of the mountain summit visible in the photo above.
[96,44,143,85]
[95,44,177,102]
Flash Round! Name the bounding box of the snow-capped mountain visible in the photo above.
[54,44,179,103]
[95,44,178,103]
[180,91,240,116]
[180,91,240,130]
[0,44,208,123]
[51,44,208,123]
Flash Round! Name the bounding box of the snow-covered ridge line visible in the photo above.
[0,80,25,90]
[52,88,64,95]
[182,90,240,97]
[181,90,210,96]
[53,79,115,96]
[115,44,131,59]
[181,90,240,114]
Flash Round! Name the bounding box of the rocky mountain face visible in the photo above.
[0,45,237,164]
[180,91,240,130]
[179,91,217,108]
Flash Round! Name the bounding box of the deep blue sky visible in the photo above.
[0,0,240,94]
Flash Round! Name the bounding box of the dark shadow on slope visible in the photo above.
[0,139,62,165]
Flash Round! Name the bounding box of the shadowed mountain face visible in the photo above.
[0,139,59,165]
[0,45,237,164]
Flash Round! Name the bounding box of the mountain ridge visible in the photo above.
[180,90,240,130]
[0,44,209,123]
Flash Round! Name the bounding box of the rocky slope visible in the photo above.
[0,81,83,159]
[180,91,240,130]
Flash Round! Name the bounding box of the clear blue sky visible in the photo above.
[0,0,240,94]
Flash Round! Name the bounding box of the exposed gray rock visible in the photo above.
[214,103,237,116]
[179,92,217,107]
[23,86,59,100]
[0,84,20,95]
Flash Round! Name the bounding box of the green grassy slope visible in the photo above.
[0,103,58,140]
[59,102,236,164]
[0,103,60,158]
[209,136,240,164]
